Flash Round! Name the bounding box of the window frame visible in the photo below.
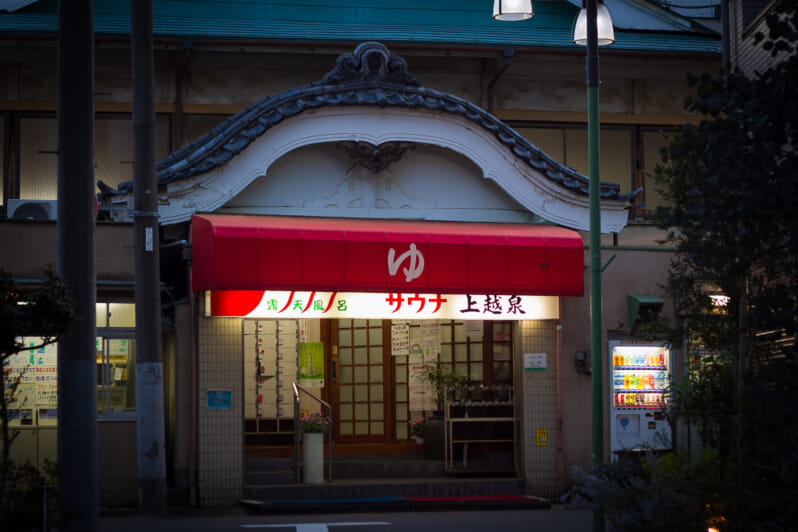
[96,301,137,421]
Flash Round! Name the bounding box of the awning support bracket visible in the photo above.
[601,254,616,273]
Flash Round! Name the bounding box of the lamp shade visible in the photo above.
[493,0,534,21]
[573,2,615,46]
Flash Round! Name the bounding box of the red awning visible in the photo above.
[191,214,584,296]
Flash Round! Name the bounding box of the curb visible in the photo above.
[241,494,551,514]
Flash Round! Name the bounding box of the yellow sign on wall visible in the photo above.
[536,428,548,447]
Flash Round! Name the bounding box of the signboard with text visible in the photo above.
[208,290,559,320]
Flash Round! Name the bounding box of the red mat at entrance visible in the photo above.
[407,495,543,502]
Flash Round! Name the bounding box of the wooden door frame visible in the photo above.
[326,319,394,444]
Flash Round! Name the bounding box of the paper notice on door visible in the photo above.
[421,321,440,362]
[391,321,410,356]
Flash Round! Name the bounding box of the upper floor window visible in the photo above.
[517,123,676,222]
[12,113,170,202]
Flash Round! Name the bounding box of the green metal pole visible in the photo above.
[586,0,604,530]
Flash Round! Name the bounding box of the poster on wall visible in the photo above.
[421,321,440,363]
[408,362,436,411]
[299,319,310,343]
[36,382,58,406]
[5,338,59,426]
[298,342,325,387]
[524,352,548,371]
[391,321,410,356]
[465,321,484,338]
[206,390,232,410]
[408,386,436,411]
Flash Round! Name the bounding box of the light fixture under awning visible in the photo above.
[628,294,665,329]
[191,214,585,296]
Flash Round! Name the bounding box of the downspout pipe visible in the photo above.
[487,47,515,114]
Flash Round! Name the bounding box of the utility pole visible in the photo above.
[584,1,606,530]
[57,1,98,530]
[132,0,167,514]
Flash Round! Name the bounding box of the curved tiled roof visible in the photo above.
[0,0,721,54]
[98,42,633,202]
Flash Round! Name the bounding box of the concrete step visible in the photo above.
[243,476,525,500]
[246,458,294,472]
[246,454,446,482]
[330,454,445,479]
[246,458,296,485]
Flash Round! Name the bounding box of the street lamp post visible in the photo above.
[494,1,613,530]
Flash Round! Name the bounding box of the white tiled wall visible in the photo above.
[197,306,243,506]
[519,320,559,499]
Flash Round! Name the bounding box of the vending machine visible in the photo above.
[608,340,672,453]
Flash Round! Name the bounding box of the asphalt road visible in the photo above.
[98,507,593,532]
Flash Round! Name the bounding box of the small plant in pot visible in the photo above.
[422,364,468,413]
[301,411,331,434]
[421,364,466,459]
[409,417,426,443]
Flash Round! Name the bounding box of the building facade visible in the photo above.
[1,0,721,507]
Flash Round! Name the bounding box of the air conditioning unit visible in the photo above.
[7,199,58,221]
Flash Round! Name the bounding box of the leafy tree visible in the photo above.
[650,1,798,528]
[0,268,73,527]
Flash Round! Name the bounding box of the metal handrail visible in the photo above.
[292,382,333,483]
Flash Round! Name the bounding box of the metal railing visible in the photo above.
[292,382,333,483]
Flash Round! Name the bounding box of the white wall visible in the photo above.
[221,142,541,224]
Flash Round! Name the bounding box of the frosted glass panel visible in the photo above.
[355,403,368,420]
[354,366,368,383]
[339,319,351,328]
[396,424,408,439]
[370,403,383,420]
[19,116,170,200]
[355,422,368,435]
[441,325,452,343]
[354,348,367,364]
[340,422,353,435]
[370,384,383,401]
[369,347,382,364]
[370,421,384,435]
[370,326,383,343]
[354,329,368,345]
[396,405,408,420]
[369,319,381,327]
[454,323,468,341]
[440,345,452,362]
[108,303,135,327]
[354,384,368,401]
[369,366,383,383]
[340,385,352,402]
[395,385,407,401]
[470,363,483,380]
[340,403,353,421]
[340,366,352,384]
[19,117,57,199]
[353,319,368,328]
[395,365,407,383]
[455,344,468,361]
[339,333,352,347]
[471,343,483,360]
[339,347,352,365]
[96,303,107,328]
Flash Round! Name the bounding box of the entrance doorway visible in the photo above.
[329,320,389,443]
[324,319,516,445]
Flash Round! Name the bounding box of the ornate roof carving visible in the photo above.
[98,42,632,202]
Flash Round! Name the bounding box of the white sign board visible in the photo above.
[524,352,548,371]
